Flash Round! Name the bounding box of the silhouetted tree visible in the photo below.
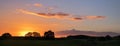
[1,33,12,37]
[25,32,32,37]
[44,30,55,39]
[113,35,120,40]
[33,32,40,37]
[105,35,112,40]
[97,37,106,41]
[67,35,91,39]
[1,33,12,39]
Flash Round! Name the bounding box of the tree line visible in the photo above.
[0,30,55,40]
[0,30,120,41]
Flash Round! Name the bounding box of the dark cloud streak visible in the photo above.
[18,9,106,21]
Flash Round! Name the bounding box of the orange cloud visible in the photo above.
[34,3,42,7]
[18,9,38,15]
[46,6,57,13]
[18,9,106,21]
[84,16,105,20]
[18,9,51,18]
[71,17,83,21]
[48,7,55,10]
[56,12,70,16]
[37,12,70,19]
[18,9,70,19]
[70,16,106,21]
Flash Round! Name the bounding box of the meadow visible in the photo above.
[0,39,120,46]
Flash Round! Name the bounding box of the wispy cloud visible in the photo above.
[37,12,70,19]
[47,7,56,10]
[18,9,106,21]
[18,2,106,21]
[34,3,43,7]
[21,3,106,21]
[70,16,106,21]
[84,16,105,20]
[71,17,83,21]
[18,9,70,19]
[18,9,39,16]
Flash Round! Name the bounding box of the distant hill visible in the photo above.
[56,29,120,37]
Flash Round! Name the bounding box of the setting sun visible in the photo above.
[19,31,31,36]
[0,0,120,46]
[18,26,35,36]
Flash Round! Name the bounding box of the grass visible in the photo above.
[0,39,120,46]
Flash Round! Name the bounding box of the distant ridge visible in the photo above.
[56,29,120,37]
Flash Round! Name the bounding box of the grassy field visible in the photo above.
[0,39,120,46]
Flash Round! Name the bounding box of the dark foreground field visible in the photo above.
[0,39,120,46]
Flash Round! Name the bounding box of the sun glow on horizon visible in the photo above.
[19,31,29,36]
[18,26,35,36]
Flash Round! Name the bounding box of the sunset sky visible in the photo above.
[0,0,120,36]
